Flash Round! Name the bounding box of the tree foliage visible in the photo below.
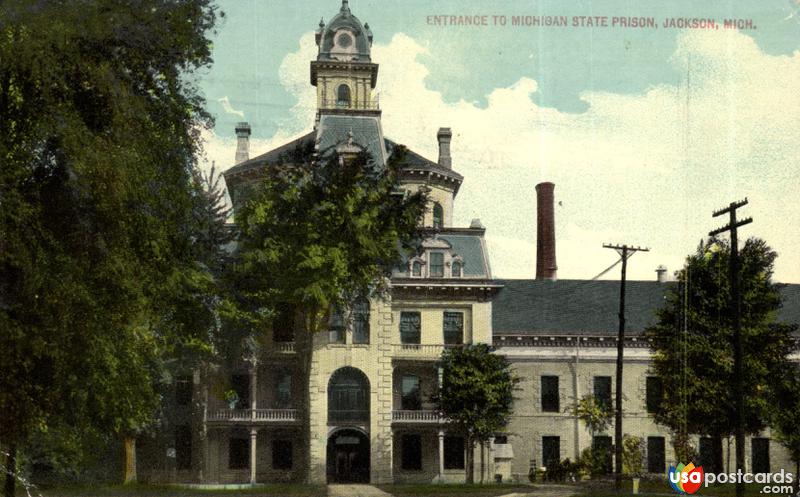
[645,238,797,442]
[435,343,519,483]
[0,0,220,492]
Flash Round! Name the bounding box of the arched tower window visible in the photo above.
[432,202,444,229]
[336,84,351,108]
[451,261,462,278]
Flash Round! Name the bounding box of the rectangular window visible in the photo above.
[647,437,665,474]
[699,437,723,474]
[592,436,613,475]
[444,436,465,470]
[443,312,464,345]
[752,438,770,474]
[175,375,192,406]
[494,435,508,445]
[353,298,370,344]
[400,312,421,344]
[401,434,422,470]
[329,305,345,344]
[542,436,560,469]
[175,424,192,470]
[228,436,249,469]
[541,376,560,413]
[430,253,444,278]
[593,376,612,409]
[401,375,421,410]
[276,372,292,408]
[274,303,295,342]
[646,376,663,414]
[231,374,250,409]
[272,440,292,470]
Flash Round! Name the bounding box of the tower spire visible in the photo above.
[341,0,350,14]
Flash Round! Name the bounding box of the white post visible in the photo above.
[438,430,445,482]
[250,366,258,421]
[249,428,257,484]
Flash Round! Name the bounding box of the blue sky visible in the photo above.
[199,0,800,282]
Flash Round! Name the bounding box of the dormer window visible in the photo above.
[432,202,443,229]
[411,261,422,277]
[429,253,444,278]
[451,260,462,278]
[336,84,351,108]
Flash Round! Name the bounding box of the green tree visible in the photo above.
[435,343,519,483]
[768,363,800,494]
[225,144,426,482]
[0,1,219,495]
[645,238,797,460]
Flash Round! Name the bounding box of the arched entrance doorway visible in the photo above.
[327,367,371,483]
[326,428,370,483]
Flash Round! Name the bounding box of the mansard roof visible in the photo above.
[492,279,800,336]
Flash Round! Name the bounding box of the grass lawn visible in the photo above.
[377,483,536,497]
[38,483,328,497]
[576,478,797,497]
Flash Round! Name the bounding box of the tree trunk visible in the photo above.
[296,317,315,484]
[480,441,485,484]
[465,435,474,484]
[4,443,16,497]
[123,436,136,484]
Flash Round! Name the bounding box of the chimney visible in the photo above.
[234,122,251,165]
[535,182,557,281]
[656,265,668,283]
[437,127,452,169]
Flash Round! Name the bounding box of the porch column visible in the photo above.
[438,430,445,481]
[488,436,495,483]
[250,365,258,421]
[249,428,257,484]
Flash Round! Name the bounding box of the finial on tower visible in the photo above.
[318,17,325,29]
[341,0,350,14]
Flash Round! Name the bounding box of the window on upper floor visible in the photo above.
[443,311,463,345]
[329,304,345,344]
[400,311,421,344]
[411,260,422,277]
[541,376,559,413]
[175,375,192,406]
[273,303,295,342]
[276,371,292,408]
[432,202,443,229]
[451,260,462,278]
[353,297,370,344]
[401,374,421,410]
[593,376,612,410]
[429,252,444,278]
[646,376,663,414]
[336,84,351,108]
[231,374,250,409]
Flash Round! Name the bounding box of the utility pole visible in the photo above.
[603,243,649,491]
[709,199,752,497]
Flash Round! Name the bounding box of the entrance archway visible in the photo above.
[326,428,370,483]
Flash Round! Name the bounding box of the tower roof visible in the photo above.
[316,0,373,62]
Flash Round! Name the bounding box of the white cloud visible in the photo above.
[204,29,800,283]
[216,96,245,119]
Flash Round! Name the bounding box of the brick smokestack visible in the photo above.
[234,122,251,165]
[536,182,557,281]
[437,127,452,169]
